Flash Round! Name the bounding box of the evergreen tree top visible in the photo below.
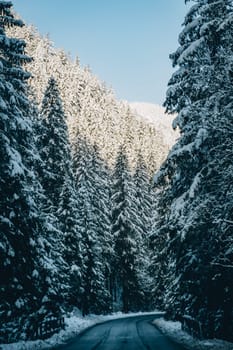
[0,1,13,12]
[41,76,65,116]
[0,1,31,67]
[0,1,24,29]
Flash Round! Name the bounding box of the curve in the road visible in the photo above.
[55,314,185,350]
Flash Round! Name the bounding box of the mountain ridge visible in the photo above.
[129,102,179,147]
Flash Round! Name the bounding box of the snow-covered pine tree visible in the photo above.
[73,137,112,315]
[90,144,114,309]
[56,173,84,308]
[133,152,153,236]
[38,77,84,309]
[24,89,69,327]
[39,77,72,209]
[132,152,154,308]
[152,0,233,340]
[111,146,143,312]
[0,2,60,342]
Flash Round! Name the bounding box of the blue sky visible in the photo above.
[12,0,189,105]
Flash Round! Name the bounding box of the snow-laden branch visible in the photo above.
[211,262,233,269]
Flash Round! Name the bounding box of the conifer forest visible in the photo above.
[0,0,233,346]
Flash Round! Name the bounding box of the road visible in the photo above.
[55,314,185,350]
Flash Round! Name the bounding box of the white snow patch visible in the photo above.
[15,299,25,309]
[153,318,233,350]
[177,37,205,64]
[194,128,208,149]
[8,147,25,177]
[189,172,202,199]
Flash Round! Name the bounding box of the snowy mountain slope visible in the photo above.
[130,102,179,147]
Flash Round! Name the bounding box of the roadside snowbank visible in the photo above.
[0,310,162,350]
[153,318,233,350]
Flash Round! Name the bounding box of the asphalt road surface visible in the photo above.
[56,314,185,350]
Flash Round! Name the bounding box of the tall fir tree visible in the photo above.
[73,137,112,315]
[39,77,72,211]
[133,152,154,308]
[0,2,60,341]
[111,146,142,312]
[56,173,84,309]
[38,77,84,310]
[152,0,233,340]
[90,144,114,310]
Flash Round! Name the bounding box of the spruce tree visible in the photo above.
[39,77,72,210]
[152,0,233,340]
[73,137,111,315]
[111,147,142,312]
[133,152,154,308]
[38,77,84,309]
[91,144,114,310]
[0,2,58,341]
[56,174,84,308]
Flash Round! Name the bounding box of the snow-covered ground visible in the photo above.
[0,310,163,350]
[153,318,233,350]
